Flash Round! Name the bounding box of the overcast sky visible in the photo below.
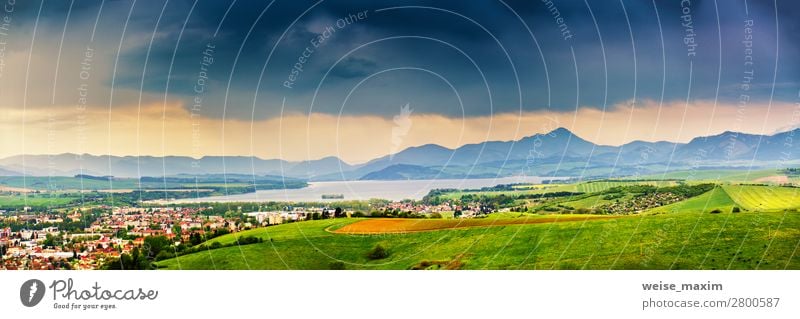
[0,0,798,163]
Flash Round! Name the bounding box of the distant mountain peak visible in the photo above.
[546,127,574,136]
[406,144,453,152]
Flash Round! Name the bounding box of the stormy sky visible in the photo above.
[0,0,798,162]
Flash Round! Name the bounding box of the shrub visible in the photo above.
[209,242,222,249]
[732,207,741,213]
[602,193,624,200]
[709,209,722,214]
[351,211,365,218]
[155,250,175,261]
[429,212,443,219]
[328,261,346,270]
[237,236,260,245]
[367,244,389,260]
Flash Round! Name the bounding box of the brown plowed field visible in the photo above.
[332,215,618,234]
[754,175,790,184]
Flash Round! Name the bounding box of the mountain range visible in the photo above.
[2,127,798,181]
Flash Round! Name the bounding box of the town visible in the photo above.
[0,199,488,270]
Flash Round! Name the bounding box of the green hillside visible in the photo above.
[723,185,800,212]
[647,186,736,214]
[157,209,800,270]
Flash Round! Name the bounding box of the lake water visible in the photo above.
[167,176,562,203]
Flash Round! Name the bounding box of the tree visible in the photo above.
[43,234,61,248]
[155,250,175,261]
[367,244,389,260]
[143,236,171,258]
[190,233,202,246]
[334,207,344,218]
[104,246,152,270]
[172,225,182,238]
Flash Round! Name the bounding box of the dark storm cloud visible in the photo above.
[329,56,377,79]
[13,0,800,120]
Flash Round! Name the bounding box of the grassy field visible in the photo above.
[560,194,630,209]
[145,176,800,270]
[632,169,781,182]
[157,208,800,270]
[574,180,677,193]
[0,193,82,208]
[723,185,800,212]
[438,180,677,200]
[203,219,350,246]
[647,186,736,214]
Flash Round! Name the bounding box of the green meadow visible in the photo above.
[0,193,80,208]
[723,185,800,212]
[157,210,800,270]
[157,180,800,270]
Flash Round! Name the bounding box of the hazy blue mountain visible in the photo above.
[673,130,800,161]
[349,144,456,178]
[355,128,800,180]
[0,166,22,176]
[3,128,800,180]
[284,156,355,179]
[614,140,678,164]
[359,164,458,180]
[0,154,353,179]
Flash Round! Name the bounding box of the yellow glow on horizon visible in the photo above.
[1,99,797,164]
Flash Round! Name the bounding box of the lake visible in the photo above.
[165,176,562,203]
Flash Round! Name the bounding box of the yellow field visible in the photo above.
[722,185,800,211]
